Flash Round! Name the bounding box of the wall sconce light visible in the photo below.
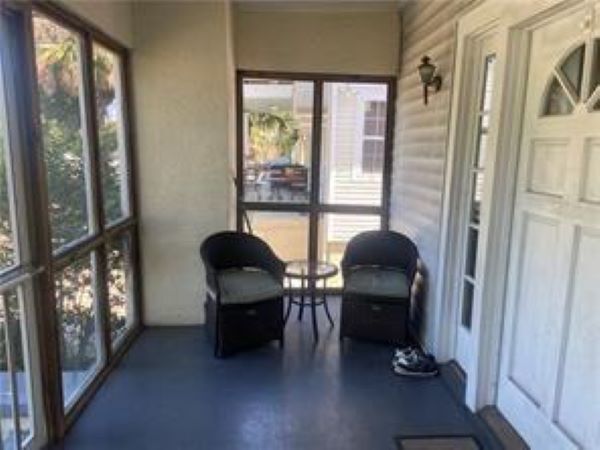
[418,56,442,105]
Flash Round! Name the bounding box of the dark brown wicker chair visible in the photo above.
[200,231,285,357]
[339,230,419,345]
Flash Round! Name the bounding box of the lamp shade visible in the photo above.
[418,56,436,84]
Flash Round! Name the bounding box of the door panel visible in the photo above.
[526,139,570,197]
[554,228,600,449]
[507,213,561,408]
[498,3,600,449]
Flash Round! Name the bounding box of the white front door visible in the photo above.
[497,3,600,449]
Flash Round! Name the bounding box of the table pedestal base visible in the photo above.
[284,281,334,341]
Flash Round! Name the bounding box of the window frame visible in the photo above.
[1,1,143,444]
[0,11,30,277]
[92,41,133,226]
[459,52,497,331]
[236,70,396,294]
[31,0,142,427]
[0,6,47,449]
[32,13,97,254]
[359,100,387,177]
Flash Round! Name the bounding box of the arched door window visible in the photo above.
[542,39,600,115]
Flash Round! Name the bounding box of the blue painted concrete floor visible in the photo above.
[56,298,500,450]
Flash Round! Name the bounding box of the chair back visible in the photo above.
[341,230,419,281]
[200,231,284,280]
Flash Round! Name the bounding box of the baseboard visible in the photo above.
[439,359,467,403]
[478,406,529,450]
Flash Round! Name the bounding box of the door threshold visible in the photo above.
[478,406,529,450]
[439,362,526,449]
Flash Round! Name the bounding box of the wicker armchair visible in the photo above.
[340,230,419,345]
[200,231,285,357]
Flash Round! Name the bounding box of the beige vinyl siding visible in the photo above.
[391,0,475,349]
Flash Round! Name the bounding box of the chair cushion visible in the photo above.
[217,268,283,305]
[344,266,410,299]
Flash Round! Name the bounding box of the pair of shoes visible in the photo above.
[392,346,438,378]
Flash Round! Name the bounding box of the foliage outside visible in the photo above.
[0,17,131,374]
[247,112,300,164]
[35,17,130,372]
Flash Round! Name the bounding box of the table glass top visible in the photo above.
[285,260,338,279]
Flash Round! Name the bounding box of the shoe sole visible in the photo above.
[392,366,439,378]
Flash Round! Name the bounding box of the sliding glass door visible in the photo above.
[0,2,142,445]
[237,73,395,288]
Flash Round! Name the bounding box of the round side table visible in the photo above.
[284,260,338,341]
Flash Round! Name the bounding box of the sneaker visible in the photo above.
[392,348,439,378]
[422,352,436,363]
[392,347,419,369]
[392,346,415,365]
[393,357,439,378]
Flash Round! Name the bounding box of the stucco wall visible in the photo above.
[390,0,474,352]
[60,0,134,47]
[234,7,400,75]
[132,2,233,325]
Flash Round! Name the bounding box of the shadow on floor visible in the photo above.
[55,298,500,450]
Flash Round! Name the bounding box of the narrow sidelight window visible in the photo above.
[461,54,496,329]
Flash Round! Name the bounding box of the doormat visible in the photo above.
[394,435,482,450]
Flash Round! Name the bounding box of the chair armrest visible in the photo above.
[204,264,221,301]
[261,256,285,284]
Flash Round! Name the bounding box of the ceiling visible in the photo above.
[233,0,403,13]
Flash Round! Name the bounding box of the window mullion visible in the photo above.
[381,81,396,230]
[308,80,323,266]
[80,33,111,366]
[80,34,103,234]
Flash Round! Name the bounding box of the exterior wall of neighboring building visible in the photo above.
[322,84,386,242]
[390,0,475,351]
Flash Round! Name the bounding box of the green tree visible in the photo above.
[0,129,15,270]
[248,111,299,163]
[0,18,129,374]
[18,19,125,372]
